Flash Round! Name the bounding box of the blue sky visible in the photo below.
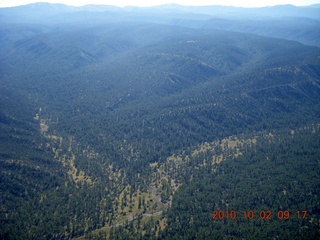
[0,0,319,8]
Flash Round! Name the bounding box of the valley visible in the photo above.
[0,2,320,239]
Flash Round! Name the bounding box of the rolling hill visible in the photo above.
[0,3,320,239]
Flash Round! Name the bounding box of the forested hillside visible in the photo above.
[0,3,319,239]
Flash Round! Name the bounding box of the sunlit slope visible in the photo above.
[2,25,320,166]
[1,5,320,239]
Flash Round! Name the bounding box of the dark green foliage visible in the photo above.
[161,128,320,239]
[0,3,320,239]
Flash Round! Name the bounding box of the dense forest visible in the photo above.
[0,3,320,239]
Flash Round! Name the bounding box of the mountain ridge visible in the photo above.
[1,2,319,47]
[1,3,320,239]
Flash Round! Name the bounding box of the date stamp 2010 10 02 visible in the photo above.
[212,210,307,220]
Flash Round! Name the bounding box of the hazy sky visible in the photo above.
[0,0,319,8]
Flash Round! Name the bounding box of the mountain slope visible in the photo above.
[160,126,320,239]
[1,3,320,47]
[1,3,320,239]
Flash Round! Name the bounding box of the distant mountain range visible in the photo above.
[1,2,319,47]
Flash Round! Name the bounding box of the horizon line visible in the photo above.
[1,1,319,9]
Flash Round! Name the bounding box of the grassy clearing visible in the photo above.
[37,115,93,185]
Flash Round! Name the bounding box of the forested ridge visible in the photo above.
[160,125,320,239]
[0,3,320,239]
